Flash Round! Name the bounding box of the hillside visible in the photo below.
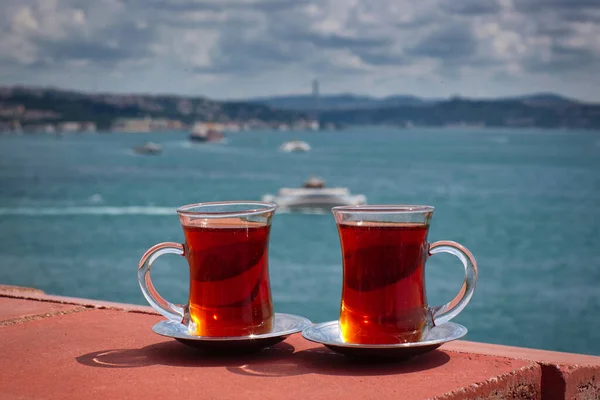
[0,86,306,130]
[246,93,578,111]
[1,86,599,130]
[247,94,430,110]
[317,97,600,129]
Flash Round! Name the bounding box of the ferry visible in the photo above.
[262,177,366,210]
[189,123,224,143]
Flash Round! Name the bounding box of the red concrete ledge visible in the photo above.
[0,284,157,314]
[0,307,541,399]
[445,341,600,399]
[0,285,598,399]
[0,297,84,325]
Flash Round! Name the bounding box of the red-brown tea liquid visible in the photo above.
[183,222,273,337]
[338,222,429,344]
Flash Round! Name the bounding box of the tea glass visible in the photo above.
[138,201,277,337]
[333,205,478,344]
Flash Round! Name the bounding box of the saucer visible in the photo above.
[152,313,311,353]
[302,321,467,360]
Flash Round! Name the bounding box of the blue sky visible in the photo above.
[1,0,600,101]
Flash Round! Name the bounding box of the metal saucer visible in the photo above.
[302,321,467,360]
[152,313,311,353]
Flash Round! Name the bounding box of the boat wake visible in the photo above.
[174,139,242,152]
[0,206,176,216]
[0,205,335,216]
[490,136,509,144]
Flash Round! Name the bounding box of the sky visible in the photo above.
[1,0,600,101]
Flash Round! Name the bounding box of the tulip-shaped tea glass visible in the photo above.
[138,201,277,337]
[333,205,478,344]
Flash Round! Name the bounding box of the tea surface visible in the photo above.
[184,224,273,336]
[338,222,429,344]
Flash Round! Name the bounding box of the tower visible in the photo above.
[312,79,320,125]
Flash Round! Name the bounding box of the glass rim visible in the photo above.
[177,201,277,218]
[332,204,435,214]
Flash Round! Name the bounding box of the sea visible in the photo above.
[0,127,599,355]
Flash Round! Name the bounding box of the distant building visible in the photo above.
[291,119,320,131]
[166,120,184,130]
[111,117,185,132]
[23,124,56,134]
[112,118,152,132]
[223,122,241,132]
[10,120,23,133]
[149,118,170,130]
[58,122,82,132]
[82,122,97,132]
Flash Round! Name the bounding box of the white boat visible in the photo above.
[133,142,162,155]
[279,140,311,152]
[262,177,366,210]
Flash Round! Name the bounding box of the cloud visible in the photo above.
[408,24,478,61]
[288,33,391,50]
[146,0,307,13]
[1,0,600,100]
[513,0,600,13]
[442,0,502,16]
[0,0,156,68]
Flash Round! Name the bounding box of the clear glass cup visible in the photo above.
[138,201,277,337]
[332,205,478,344]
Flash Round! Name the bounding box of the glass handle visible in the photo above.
[137,242,185,322]
[428,240,478,326]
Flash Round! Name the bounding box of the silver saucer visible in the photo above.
[152,313,311,353]
[302,321,467,359]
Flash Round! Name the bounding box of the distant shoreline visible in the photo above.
[2,85,600,132]
[3,126,600,137]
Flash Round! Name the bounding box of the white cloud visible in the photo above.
[12,6,39,33]
[0,0,599,100]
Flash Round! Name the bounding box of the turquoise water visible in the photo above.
[1,128,599,355]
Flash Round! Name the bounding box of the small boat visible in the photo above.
[262,177,366,211]
[279,140,311,152]
[189,123,224,143]
[133,142,162,155]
